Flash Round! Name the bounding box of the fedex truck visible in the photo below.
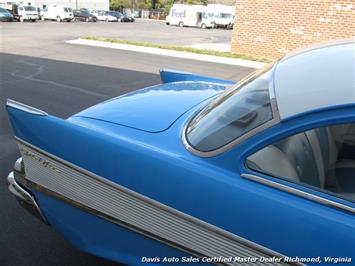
[166,4,214,29]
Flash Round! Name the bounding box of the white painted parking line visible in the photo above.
[66,39,266,69]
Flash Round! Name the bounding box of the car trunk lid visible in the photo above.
[73,82,226,132]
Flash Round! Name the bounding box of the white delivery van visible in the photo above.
[10,4,38,22]
[40,5,73,22]
[166,4,214,29]
[207,4,235,29]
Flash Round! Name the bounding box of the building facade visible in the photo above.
[231,0,355,59]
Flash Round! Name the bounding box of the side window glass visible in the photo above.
[246,123,355,202]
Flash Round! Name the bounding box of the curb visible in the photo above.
[66,39,266,69]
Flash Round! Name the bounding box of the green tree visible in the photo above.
[184,0,208,4]
[163,0,208,15]
[110,0,210,11]
[163,0,174,15]
[110,0,130,10]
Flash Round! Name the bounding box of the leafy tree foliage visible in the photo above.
[110,0,130,10]
[111,0,210,11]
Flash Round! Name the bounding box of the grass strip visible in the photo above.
[81,36,271,63]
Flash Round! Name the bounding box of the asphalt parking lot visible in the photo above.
[2,19,232,47]
[0,20,254,265]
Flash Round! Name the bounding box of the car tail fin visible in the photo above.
[5,99,121,181]
[6,99,58,144]
[6,99,94,157]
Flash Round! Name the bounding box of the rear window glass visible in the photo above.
[186,65,273,152]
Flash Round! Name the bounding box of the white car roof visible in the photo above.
[274,39,355,120]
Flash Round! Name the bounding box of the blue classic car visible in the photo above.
[6,40,355,265]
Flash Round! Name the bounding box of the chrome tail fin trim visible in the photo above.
[6,99,48,116]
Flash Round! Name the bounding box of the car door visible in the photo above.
[97,11,104,20]
[77,11,84,21]
[240,118,355,262]
[17,6,24,16]
[48,7,55,19]
[41,7,47,19]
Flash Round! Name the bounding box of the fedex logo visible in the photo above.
[171,9,185,18]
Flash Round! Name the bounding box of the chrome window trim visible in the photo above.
[241,173,355,215]
[182,114,280,158]
[16,137,298,265]
[182,64,280,158]
[6,99,48,116]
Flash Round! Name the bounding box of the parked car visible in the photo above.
[92,10,118,22]
[105,11,122,21]
[73,9,97,22]
[213,13,234,29]
[208,4,235,29]
[0,7,13,21]
[120,13,135,22]
[40,6,73,22]
[9,4,38,22]
[6,40,355,265]
[79,8,91,13]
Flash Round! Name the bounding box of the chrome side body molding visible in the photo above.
[16,138,293,265]
[241,174,355,215]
